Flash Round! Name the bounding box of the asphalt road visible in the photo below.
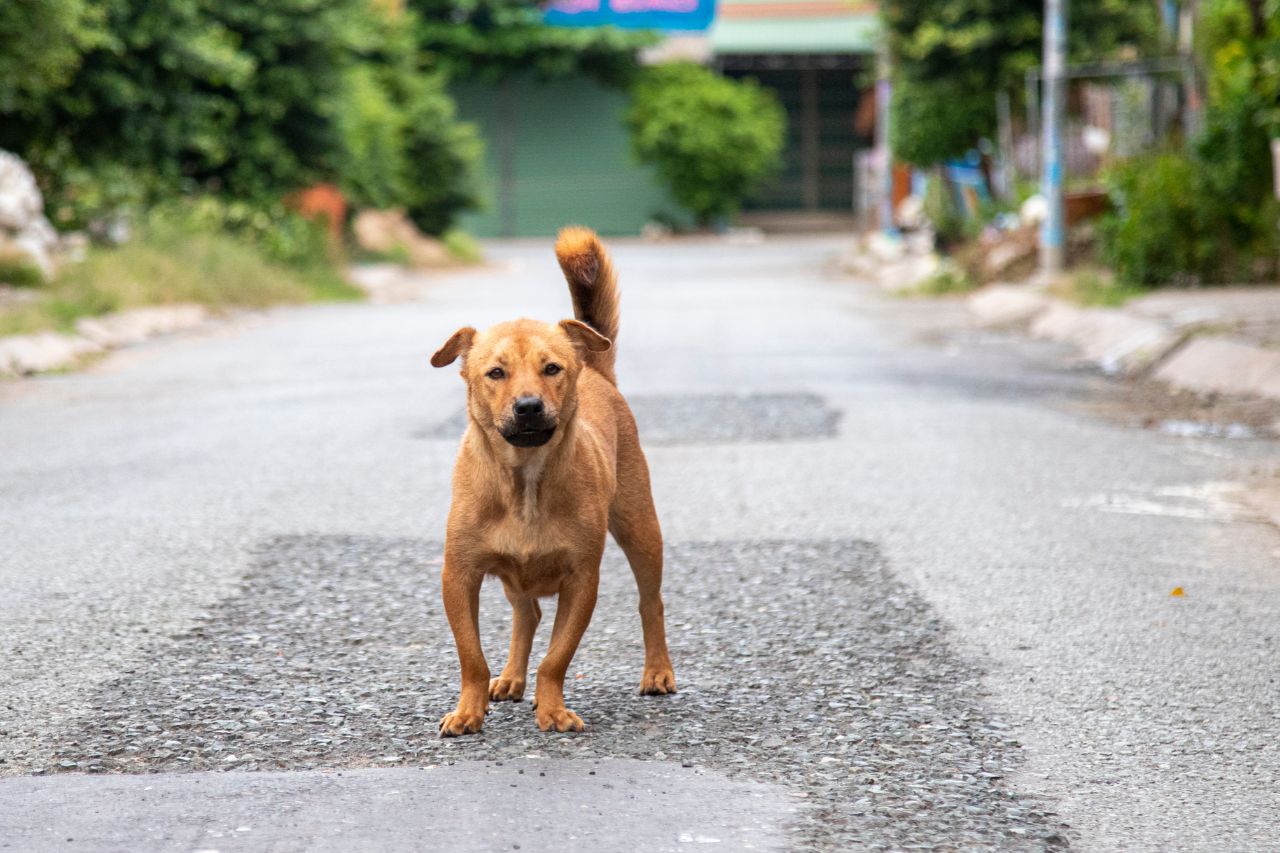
[2,237,1278,851]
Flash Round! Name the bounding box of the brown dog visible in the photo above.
[430,226,676,736]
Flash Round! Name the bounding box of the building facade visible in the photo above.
[455,1,880,237]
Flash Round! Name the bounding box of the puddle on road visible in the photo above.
[1157,420,1256,440]
[1066,481,1258,523]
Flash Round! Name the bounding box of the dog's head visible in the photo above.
[431,318,610,448]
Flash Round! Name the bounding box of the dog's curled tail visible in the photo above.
[555,226,619,383]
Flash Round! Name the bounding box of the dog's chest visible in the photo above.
[480,491,583,595]
[487,546,573,597]
[483,509,568,562]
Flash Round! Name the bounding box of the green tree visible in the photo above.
[0,0,106,114]
[884,0,1160,164]
[1099,0,1280,286]
[334,6,481,232]
[626,63,785,224]
[0,0,481,233]
[409,0,655,84]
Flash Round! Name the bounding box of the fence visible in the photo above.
[1010,57,1198,186]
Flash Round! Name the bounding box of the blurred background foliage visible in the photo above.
[0,0,779,243]
[0,0,485,235]
[411,0,656,84]
[884,0,1161,166]
[1100,0,1280,286]
[627,63,785,225]
[0,0,670,332]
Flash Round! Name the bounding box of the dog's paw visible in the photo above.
[490,675,526,702]
[639,666,677,695]
[535,705,585,733]
[439,709,485,737]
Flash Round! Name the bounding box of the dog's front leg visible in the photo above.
[491,581,541,702]
[533,564,600,733]
[439,555,489,737]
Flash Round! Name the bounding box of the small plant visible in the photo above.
[626,63,785,225]
[1058,269,1149,306]
[0,219,359,337]
[442,228,483,264]
[912,263,975,297]
[0,251,45,287]
[1100,149,1280,286]
[923,172,977,252]
[352,244,413,265]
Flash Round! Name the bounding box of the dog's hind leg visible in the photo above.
[609,458,677,696]
[492,581,540,702]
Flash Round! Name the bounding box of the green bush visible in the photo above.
[411,0,655,85]
[0,0,105,113]
[1099,0,1280,286]
[0,0,481,234]
[922,171,978,250]
[0,253,46,287]
[626,63,785,224]
[1100,154,1214,285]
[147,196,335,270]
[891,76,994,168]
[884,0,1160,165]
[334,18,482,233]
[442,228,483,264]
[1100,151,1280,286]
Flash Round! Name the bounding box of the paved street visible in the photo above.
[2,237,1279,851]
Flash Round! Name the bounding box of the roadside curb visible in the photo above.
[0,304,210,377]
[1028,302,1186,376]
[1154,337,1280,402]
[966,283,1280,400]
[1244,480,1280,529]
[967,284,1052,328]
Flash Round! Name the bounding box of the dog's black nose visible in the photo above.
[513,396,545,418]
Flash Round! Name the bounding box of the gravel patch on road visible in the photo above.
[18,535,1066,850]
[416,392,842,444]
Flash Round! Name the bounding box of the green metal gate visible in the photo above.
[452,77,687,238]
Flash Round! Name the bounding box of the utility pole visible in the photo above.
[877,44,898,239]
[1039,0,1067,275]
[1162,0,1178,36]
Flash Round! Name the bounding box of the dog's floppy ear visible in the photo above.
[559,319,611,354]
[430,327,476,368]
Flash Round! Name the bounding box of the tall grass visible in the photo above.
[0,224,360,337]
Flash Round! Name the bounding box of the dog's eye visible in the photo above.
[486,367,505,380]
[544,363,562,376]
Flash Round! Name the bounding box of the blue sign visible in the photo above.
[544,0,717,32]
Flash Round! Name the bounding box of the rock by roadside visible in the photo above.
[352,209,451,269]
[0,304,209,377]
[838,233,940,293]
[0,332,101,375]
[74,305,208,349]
[0,150,59,280]
[1243,479,1280,531]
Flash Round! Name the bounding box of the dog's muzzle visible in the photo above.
[501,396,556,447]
